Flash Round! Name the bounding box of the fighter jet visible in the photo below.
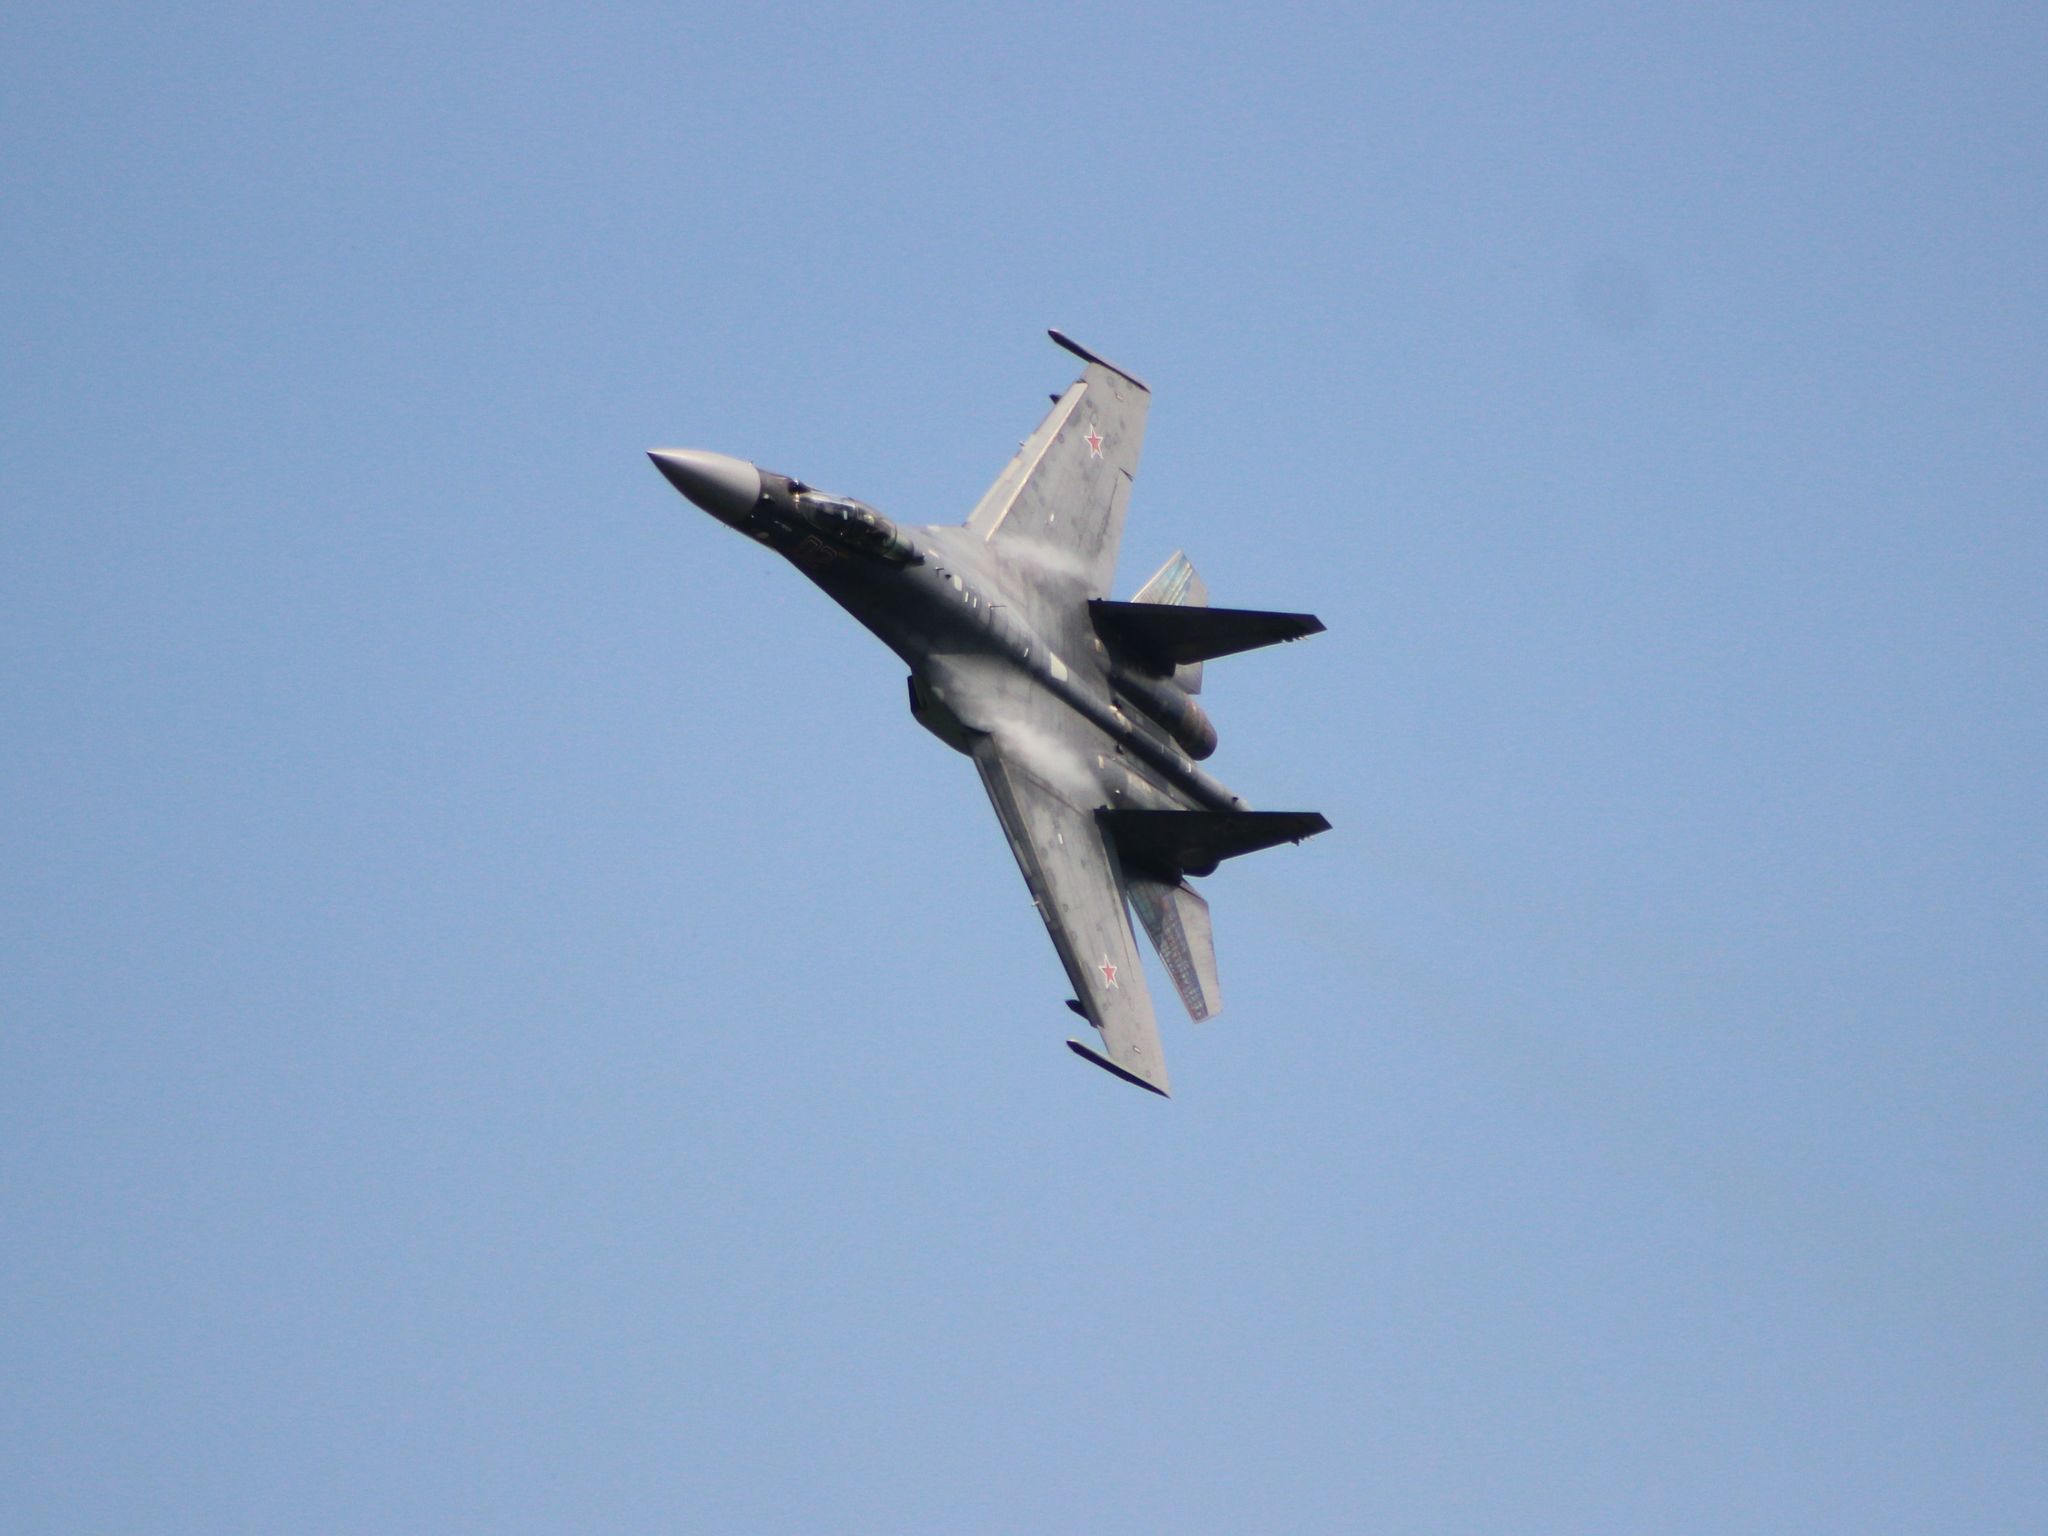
[650,332,1328,1096]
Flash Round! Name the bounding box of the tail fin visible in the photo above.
[1131,551,1209,695]
[1126,875,1221,1021]
[1134,550,1209,606]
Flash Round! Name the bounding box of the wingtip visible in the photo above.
[1066,1038,1173,1098]
[1047,330,1150,393]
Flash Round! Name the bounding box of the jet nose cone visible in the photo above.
[647,448,763,525]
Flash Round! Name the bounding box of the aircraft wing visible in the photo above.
[971,732,1171,1097]
[965,331,1150,603]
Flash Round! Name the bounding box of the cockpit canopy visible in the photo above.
[794,491,923,566]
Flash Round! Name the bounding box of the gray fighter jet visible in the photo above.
[650,332,1327,1096]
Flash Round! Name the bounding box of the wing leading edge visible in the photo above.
[964,332,1150,602]
[971,734,1171,1097]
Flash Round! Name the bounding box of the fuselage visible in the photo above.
[657,450,1245,815]
[648,335,1329,1097]
[827,523,1243,813]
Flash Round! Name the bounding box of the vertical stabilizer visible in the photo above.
[1132,550,1209,695]
[1127,875,1221,1022]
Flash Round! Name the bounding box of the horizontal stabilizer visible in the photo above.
[1100,809,1331,876]
[1089,601,1325,672]
[1067,1037,1172,1097]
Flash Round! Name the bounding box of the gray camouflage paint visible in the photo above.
[648,332,1326,1095]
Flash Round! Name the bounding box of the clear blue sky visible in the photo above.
[5,4,2043,1531]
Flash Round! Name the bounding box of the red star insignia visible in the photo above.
[1085,424,1105,459]
[1099,960,1119,988]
